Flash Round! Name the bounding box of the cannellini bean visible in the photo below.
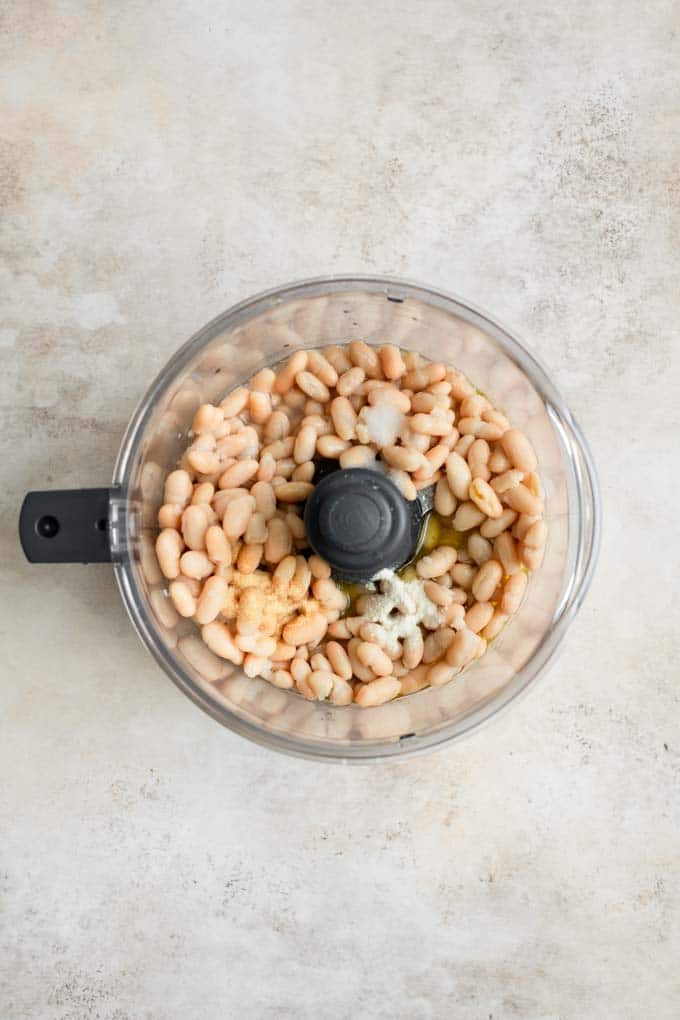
[472,558,503,602]
[307,349,339,387]
[274,351,308,394]
[503,483,543,517]
[414,443,449,481]
[524,471,543,499]
[434,477,457,517]
[327,619,352,640]
[368,386,411,413]
[446,628,485,667]
[317,433,351,458]
[329,676,354,705]
[354,677,401,707]
[336,366,365,396]
[410,413,453,437]
[271,642,296,661]
[512,513,541,541]
[265,518,293,567]
[356,644,393,677]
[358,623,400,658]
[462,599,495,632]
[483,409,510,433]
[399,664,430,695]
[423,579,455,606]
[191,482,215,505]
[402,629,424,669]
[220,387,249,416]
[158,503,183,529]
[481,610,509,641]
[307,670,334,699]
[451,562,476,589]
[163,469,197,510]
[187,449,221,475]
[402,363,446,390]
[443,602,467,629]
[275,481,314,503]
[311,652,333,673]
[282,612,328,647]
[417,546,458,578]
[328,396,356,441]
[181,504,208,551]
[201,621,243,664]
[293,424,317,464]
[446,452,472,501]
[244,511,267,545]
[460,394,490,418]
[467,439,491,481]
[251,481,276,520]
[271,670,294,689]
[382,445,426,473]
[339,445,376,469]
[249,367,276,392]
[295,370,330,402]
[223,495,254,541]
[426,662,459,687]
[490,469,524,494]
[446,369,475,400]
[156,528,183,579]
[235,587,265,636]
[488,448,511,474]
[256,452,276,482]
[326,641,353,680]
[469,478,503,519]
[206,525,232,563]
[193,403,224,434]
[248,391,271,425]
[217,459,259,490]
[501,428,537,473]
[501,571,528,614]
[323,345,353,374]
[292,462,315,483]
[468,532,492,565]
[263,410,291,442]
[312,578,348,612]
[308,554,331,580]
[423,627,455,664]
[379,344,406,380]
[261,437,295,460]
[454,434,475,457]
[452,501,486,531]
[480,508,517,539]
[237,542,263,574]
[389,469,418,501]
[290,655,311,684]
[494,531,522,574]
[168,580,197,618]
[285,512,306,544]
[521,520,548,570]
[179,550,214,580]
[195,575,229,625]
[349,340,382,378]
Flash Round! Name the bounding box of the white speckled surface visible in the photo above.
[2,2,680,1018]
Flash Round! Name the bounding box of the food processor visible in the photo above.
[19,276,601,761]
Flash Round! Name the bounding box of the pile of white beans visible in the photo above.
[154,342,547,707]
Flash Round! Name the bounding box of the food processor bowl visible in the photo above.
[20,276,601,761]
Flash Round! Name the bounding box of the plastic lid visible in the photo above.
[304,468,422,581]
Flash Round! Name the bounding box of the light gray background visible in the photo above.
[2,2,679,1018]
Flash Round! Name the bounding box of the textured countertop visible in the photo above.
[2,3,679,1018]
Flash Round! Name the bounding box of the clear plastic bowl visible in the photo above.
[106,276,601,761]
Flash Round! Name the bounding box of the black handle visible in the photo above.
[19,488,114,563]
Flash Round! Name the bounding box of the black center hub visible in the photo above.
[304,467,422,582]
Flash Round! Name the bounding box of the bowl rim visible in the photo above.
[111,274,602,762]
